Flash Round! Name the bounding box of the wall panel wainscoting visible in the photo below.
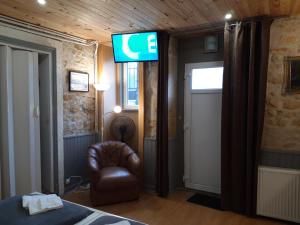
[63,133,99,192]
[144,138,156,191]
[261,150,300,170]
[257,166,300,223]
[143,137,180,191]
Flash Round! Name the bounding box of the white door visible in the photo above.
[12,50,41,195]
[184,62,223,194]
[0,46,41,196]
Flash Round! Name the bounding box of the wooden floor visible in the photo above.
[64,190,287,225]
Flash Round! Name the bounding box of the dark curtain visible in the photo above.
[221,18,272,216]
[156,31,169,197]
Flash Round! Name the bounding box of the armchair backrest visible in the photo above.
[88,141,135,169]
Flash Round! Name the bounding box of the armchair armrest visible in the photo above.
[87,148,101,183]
[127,152,141,176]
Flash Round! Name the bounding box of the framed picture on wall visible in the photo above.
[69,71,89,92]
[284,56,300,94]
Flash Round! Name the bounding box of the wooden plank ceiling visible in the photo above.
[0,0,300,43]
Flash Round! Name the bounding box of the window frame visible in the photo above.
[120,62,139,110]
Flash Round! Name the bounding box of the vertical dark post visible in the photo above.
[156,31,169,197]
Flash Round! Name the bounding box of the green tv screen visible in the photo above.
[112,31,158,63]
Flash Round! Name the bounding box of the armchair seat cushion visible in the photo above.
[95,167,138,191]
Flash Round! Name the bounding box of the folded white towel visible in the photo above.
[22,195,44,209]
[106,221,131,225]
[22,194,63,215]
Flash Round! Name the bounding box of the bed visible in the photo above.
[0,195,147,225]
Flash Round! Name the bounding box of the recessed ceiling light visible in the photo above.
[224,13,232,20]
[37,0,46,5]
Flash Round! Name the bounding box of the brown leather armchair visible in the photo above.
[87,141,141,206]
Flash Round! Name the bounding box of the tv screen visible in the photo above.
[112,31,158,63]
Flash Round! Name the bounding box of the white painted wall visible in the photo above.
[98,45,117,115]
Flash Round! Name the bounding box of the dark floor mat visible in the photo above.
[187,193,222,210]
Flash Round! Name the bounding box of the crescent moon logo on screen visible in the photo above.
[112,32,159,62]
[122,34,140,60]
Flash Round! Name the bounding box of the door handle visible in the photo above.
[33,106,40,118]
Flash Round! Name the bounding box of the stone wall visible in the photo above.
[262,16,300,153]
[63,43,96,136]
[144,62,158,138]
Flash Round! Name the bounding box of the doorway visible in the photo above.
[0,45,55,197]
[184,61,223,194]
[39,53,55,193]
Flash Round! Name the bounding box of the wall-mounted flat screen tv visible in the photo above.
[112,31,159,63]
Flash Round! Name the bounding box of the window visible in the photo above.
[121,62,139,109]
[191,66,223,90]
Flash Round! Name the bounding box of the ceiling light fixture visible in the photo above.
[37,0,46,5]
[224,13,232,20]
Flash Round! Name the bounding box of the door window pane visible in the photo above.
[192,67,223,90]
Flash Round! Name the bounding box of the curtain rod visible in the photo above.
[0,13,99,93]
[171,15,288,36]
[227,14,289,27]
[0,14,98,46]
[171,22,224,37]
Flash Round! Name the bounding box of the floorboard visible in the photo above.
[63,190,287,225]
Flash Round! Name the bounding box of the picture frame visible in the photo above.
[69,71,89,92]
[204,35,218,53]
[284,56,300,94]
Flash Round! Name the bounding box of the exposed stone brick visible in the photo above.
[282,99,300,110]
[62,43,96,136]
[144,37,178,139]
[262,16,300,153]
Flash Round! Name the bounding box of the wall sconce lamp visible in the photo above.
[93,82,110,91]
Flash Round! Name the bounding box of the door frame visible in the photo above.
[184,61,223,193]
[0,45,15,198]
[0,35,60,194]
